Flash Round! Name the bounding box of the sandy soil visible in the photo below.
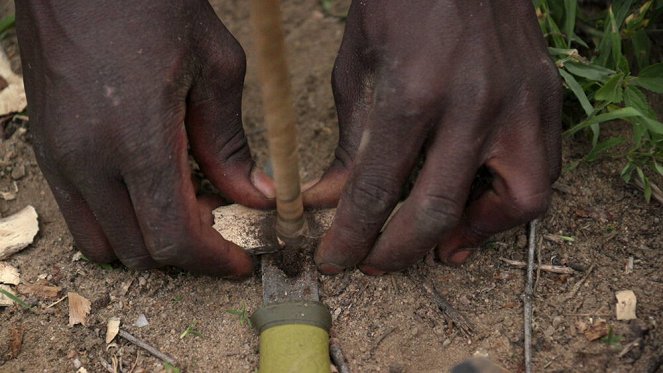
[1,1,662,372]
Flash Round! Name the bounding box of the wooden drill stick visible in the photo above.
[250,0,306,240]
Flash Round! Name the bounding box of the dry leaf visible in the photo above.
[0,48,27,116]
[17,283,61,300]
[68,292,91,327]
[0,262,20,285]
[0,205,39,260]
[0,284,16,306]
[616,290,637,320]
[106,317,120,344]
[583,319,608,341]
[7,325,23,359]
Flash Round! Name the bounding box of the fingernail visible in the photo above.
[359,265,385,276]
[318,262,344,275]
[448,249,473,265]
[250,168,275,199]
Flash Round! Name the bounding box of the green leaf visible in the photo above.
[641,117,663,135]
[608,7,624,70]
[595,73,624,103]
[636,167,652,203]
[624,86,656,119]
[559,69,594,116]
[563,0,577,48]
[631,29,652,69]
[0,15,15,36]
[564,62,614,82]
[621,163,635,182]
[564,107,642,136]
[585,137,624,162]
[654,161,663,176]
[633,63,663,93]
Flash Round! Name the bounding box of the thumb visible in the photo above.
[186,29,274,209]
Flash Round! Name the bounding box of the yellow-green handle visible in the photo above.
[259,323,330,373]
[252,301,332,373]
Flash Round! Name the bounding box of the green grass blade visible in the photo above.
[0,288,31,309]
[563,0,577,48]
[564,61,614,82]
[0,15,14,35]
[559,69,594,116]
[564,107,642,136]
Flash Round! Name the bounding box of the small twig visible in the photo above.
[118,329,175,365]
[534,236,543,291]
[499,257,577,274]
[617,338,642,358]
[98,357,115,373]
[561,264,596,303]
[45,294,68,309]
[414,273,474,339]
[370,327,397,357]
[523,219,538,373]
[330,338,351,373]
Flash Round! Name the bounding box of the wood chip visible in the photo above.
[0,262,20,285]
[0,284,16,306]
[7,325,24,359]
[17,283,61,300]
[106,317,120,344]
[68,292,91,327]
[0,206,39,260]
[583,319,608,341]
[615,290,637,320]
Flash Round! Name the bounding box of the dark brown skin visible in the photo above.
[16,0,562,277]
[15,1,275,277]
[304,0,562,275]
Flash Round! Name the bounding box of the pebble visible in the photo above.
[10,164,25,180]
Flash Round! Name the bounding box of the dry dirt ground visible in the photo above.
[1,1,662,372]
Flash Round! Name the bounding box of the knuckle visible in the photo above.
[347,175,400,217]
[415,192,462,231]
[508,187,551,220]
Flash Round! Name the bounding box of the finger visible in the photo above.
[125,128,253,277]
[437,117,553,265]
[187,18,274,209]
[37,165,116,264]
[315,93,433,274]
[360,117,483,274]
[76,177,158,270]
[304,9,372,208]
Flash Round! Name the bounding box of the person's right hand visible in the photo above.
[16,0,274,277]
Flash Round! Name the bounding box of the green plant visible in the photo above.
[535,0,663,202]
[0,287,31,310]
[179,323,202,339]
[226,305,253,328]
[0,15,15,39]
[601,326,623,346]
[163,362,181,373]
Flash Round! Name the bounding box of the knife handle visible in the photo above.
[252,302,332,373]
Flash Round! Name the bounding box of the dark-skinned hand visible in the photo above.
[305,0,563,275]
[16,0,274,277]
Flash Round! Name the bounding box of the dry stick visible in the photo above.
[523,219,538,373]
[499,257,577,274]
[250,0,305,240]
[414,272,474,339]
[330,338,351,373]
[118,329,176,366]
